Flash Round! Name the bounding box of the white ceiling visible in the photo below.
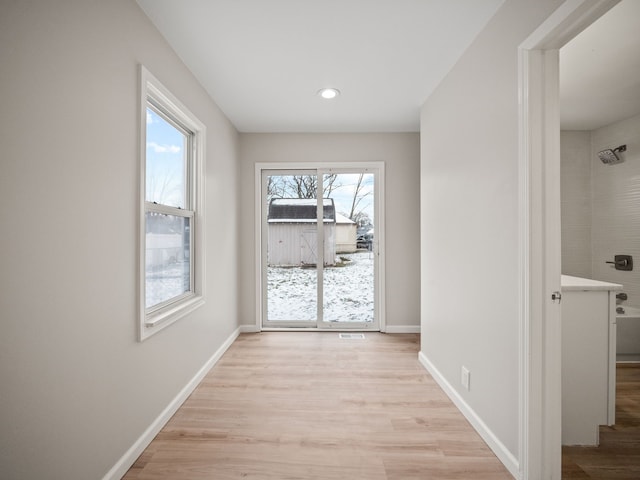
[136,0,505,133]
[560,0,640,131]
[137,0,640,134]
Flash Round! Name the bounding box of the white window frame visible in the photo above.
[139,65,206,341]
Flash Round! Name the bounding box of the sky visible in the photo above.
[145,110,375,222]
[326,173,374,222]
[268,173,375,222]
[146,107,186,208]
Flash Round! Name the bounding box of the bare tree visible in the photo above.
[267,173,373,224]
[147,167,182,206]
[292,175,316,198]
[323,174,339,197]
[348,173,372,221]
[266,176,287,201]
[352,211,372,227]
[267,174,340,200]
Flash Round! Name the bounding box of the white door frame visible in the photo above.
[254,162,386,332]
[518,1,620,478]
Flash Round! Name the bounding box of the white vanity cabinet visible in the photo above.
[561,275,622,445]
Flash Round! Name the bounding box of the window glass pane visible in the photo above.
[145,107,187,208]
[266,174,318,321]
[145,212,191,308]
[322,173,375,323]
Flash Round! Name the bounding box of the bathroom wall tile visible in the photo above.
[591,114,640,307]
[561,130,592,278]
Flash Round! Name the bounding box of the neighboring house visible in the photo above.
[267,198,336,266]
[335,213,357,253]
[145,213,188,269]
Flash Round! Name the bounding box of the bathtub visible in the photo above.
[616,305,640,362]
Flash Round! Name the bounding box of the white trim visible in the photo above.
[239,324,260,333]
[607,291,616,425]
[376,162,386,333]
[262,327,377,332]
[317,173,326,322]
[520,0,620,50]
[139,65,207,341]
[385,325,420,334]
[144,295,205,328]
[145,201,195,218]
[418,351,519,479]
[255,162,385,332]
[517,47,532,480]
[102,327,241,480]
[517,2,620,478]
[254,164,263,333]
[519,45,555,480]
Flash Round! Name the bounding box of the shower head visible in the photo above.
[598,144,627,165]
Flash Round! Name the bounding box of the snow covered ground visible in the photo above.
[145,251,375,324]
[267,251,374,323]
[145,262,189,308]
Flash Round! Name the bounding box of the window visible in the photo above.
[139,66,205,340]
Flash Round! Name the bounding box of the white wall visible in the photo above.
[238,133,420,330]
[561,131,593,278]
[420,0,564,465]
[0,1,239,479]
[561,114,640,304]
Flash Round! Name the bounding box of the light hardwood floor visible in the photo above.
[562,364,640,479]
[123,333,512,479]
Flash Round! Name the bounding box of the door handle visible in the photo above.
[551,291,562,303]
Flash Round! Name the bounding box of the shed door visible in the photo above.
[301,230,317,265]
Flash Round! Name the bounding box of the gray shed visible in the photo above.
[267,198,336,266]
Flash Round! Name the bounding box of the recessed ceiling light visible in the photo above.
[317,88,340,99]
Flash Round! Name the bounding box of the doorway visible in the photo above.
[257,164,384,331]
[558,1,640,477]
[519,1,622,478]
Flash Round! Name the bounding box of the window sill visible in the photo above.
[140,295,205,341]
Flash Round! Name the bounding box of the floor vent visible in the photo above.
[339,333,365,340]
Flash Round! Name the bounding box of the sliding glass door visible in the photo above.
[264,170,319,327]
[321,172,375,325]
[259,165,383,330]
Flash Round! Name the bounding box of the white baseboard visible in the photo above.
[385,325,421,333]
[418,351,519,479]
[238,325,415,334]
[239,324,260,333]
[102,327,241,480]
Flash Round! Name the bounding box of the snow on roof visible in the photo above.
[335,213,355,224]
[268,198,335,222]
[271,198,333,207]
[267,218,334,223]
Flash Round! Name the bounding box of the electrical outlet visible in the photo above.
[461,366,470,391]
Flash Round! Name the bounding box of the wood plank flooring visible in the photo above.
[562,364,640,479]
[123,333,512,479]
